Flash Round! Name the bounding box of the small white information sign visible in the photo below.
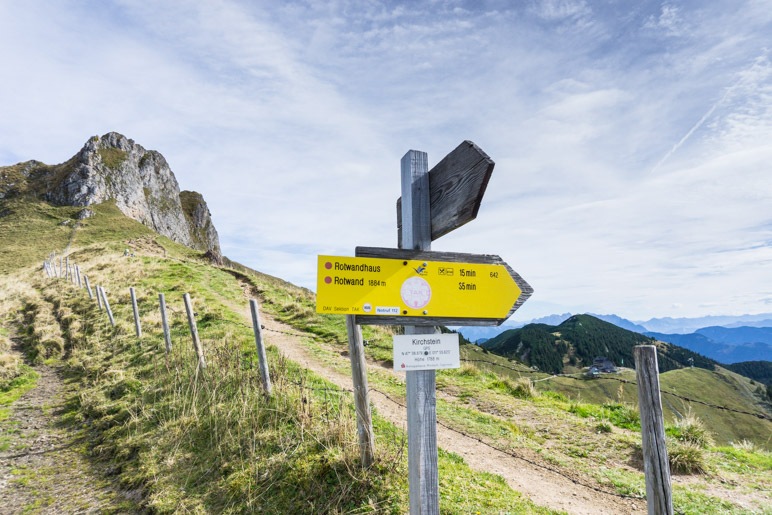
[393,333,460,371]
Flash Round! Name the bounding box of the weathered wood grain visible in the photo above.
[99,286,115,327]
[130,287,142,338]
[84,275,94,300]
[159,293,172,354]
[401,149,440,515]
[183,293,207,371]
[634,345,673,515]
[345,315,374,468]
[397,140,494,241]
[250,299,273,397]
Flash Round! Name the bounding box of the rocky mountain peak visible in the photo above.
[0,132,221,261]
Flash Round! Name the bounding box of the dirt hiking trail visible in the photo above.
[0,343,137,514]
[257,312,647,515]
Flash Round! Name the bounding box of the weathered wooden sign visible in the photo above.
[326,141,531,515]
[397,140,494,242]
[315,248,532,326]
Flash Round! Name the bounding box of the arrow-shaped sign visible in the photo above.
[315,247,532,326]
[397,140,494,243]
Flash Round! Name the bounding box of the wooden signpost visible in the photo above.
[316,141,531,513]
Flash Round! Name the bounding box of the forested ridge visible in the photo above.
[482,314,718,374]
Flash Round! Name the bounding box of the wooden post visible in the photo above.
[249,299,273,397]
[183,293,207,371]
[130,287,142,338]
[75,265,82,288]
[401,149,440,514]
[634,345,673,515]
[84,275,94,300]
[159,293,172,354]
[345,315,375,468]
[59,256,63,278]
[99,286,115,327]
[65,256,69,281]
[96,283,103,310]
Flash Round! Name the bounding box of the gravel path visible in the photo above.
[0,346,137,514]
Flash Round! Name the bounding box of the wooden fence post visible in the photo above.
[99,286,115,327]
[401,149,440,514]
[249,299,272,397]
[183,293,207,371]
[346,315,375,468]
[59,256,63,278]
[75,265,82,288]
[159,293,172,354]
[634,345,673,515]
[96,283,103,310]
[130,287,142,338]
[84,275,94,300]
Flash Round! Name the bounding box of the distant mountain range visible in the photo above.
[636,314,772,334]
[644,328,772,364]
[458,312,772,364]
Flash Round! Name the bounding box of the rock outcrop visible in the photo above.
[0,132,221,258]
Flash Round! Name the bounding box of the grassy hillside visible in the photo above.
[1,197,770,513]
[0,199,554,513]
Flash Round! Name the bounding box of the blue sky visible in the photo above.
[1,0,771,322]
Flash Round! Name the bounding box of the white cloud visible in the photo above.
[530,0,592,22]
[2,0,771,321]
[644,3,685,37]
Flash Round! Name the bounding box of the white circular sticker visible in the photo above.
[400,276,432,309]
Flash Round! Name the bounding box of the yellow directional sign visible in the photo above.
[316,248,532,325]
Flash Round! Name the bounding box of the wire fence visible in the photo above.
[141,308,772,422]
[460,359,772,421]
[36,253,766,514]
[37,256,772,424]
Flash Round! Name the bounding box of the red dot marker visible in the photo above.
[325,262,332,269]
[325,276,332,284]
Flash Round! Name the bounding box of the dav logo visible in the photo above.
[438,267,454,276]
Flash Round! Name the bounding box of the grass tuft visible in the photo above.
[669,441,708,475]
[668,411,715,448]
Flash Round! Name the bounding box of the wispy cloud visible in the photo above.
[1,0,771,320]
